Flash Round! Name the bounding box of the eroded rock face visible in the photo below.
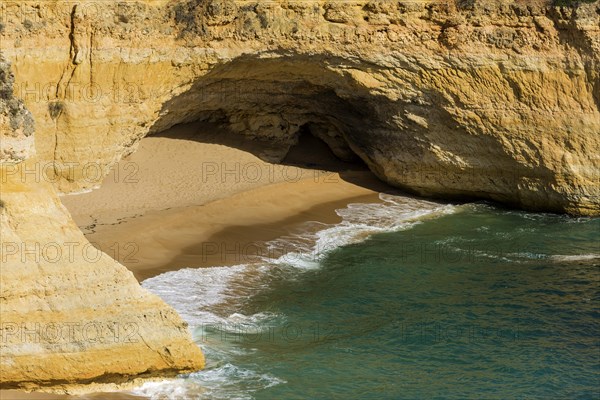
[0,59,204,391]
[1,0,599,214]
[0,0,598,393]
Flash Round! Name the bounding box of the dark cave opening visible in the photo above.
[145,54,403,194]
[150,118,395,195]
[281,123,368,173]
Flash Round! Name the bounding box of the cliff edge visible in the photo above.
[0,56,204,392]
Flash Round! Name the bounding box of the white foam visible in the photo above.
[219,312,285,333]
[269,193,456,268]
[190,363,284,399]
[506,251,547,260]
[313,195,453,255]
[132,364,284,400]
[132,379,198,400]
[142,264,248,326]
[550,254,600,262]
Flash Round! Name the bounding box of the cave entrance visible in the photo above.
[281,123,368,173]
[147,54,391,181]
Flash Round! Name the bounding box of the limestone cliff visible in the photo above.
[0,60,204,391]
[1,0,598,215]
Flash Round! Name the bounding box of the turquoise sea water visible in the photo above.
[140,197,599,399]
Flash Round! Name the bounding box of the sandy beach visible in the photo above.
[59,121,390,281]
[2,121,391,399]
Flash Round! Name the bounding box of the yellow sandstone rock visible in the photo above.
[1,0,598,214]
[0,0,599,393]
[0,58,204,392]
[0,160,205,392]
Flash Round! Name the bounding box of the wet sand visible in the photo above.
[60,121,391,282]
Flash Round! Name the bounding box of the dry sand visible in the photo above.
[61,121,384,235]
[3,121,393,399]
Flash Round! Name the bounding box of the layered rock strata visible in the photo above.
[1,0,598,214]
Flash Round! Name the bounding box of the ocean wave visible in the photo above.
[550,254,600,262]
[132,378,197,400]
[267,193,456,269]
[143,264,249,326]
[143,195,456,326]
[506,252,548,260]
[140,193,457,398]
[132,364,284,400]
[142,192,458,327]
[217,312,285,334]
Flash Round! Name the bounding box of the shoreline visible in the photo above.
[86,175,384,282]
[0,391,146,400]
[2,123,393,399]
[1,182,385,400]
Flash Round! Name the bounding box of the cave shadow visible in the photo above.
[145,53,486,206]
[150,120,400,195]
